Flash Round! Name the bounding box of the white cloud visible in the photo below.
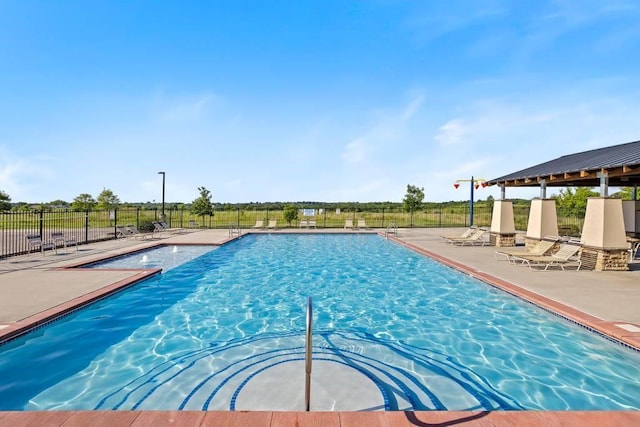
[435,119,467,147]
[340,138,368,165]
[151,90,220,123]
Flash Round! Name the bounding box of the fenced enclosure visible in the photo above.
[1,203,587,259]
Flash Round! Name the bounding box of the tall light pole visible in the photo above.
[158,171,166,220]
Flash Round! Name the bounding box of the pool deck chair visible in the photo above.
[444,228,488,246]
[628,237,640,262]
[266,220,277,230]
[512,243,582,271]
[252,220,265,229]
[357,219,368,229]
[25,234,56,254]
[344,219,355,230]
[125,225,153,240]
[188,220,201,229]
[494,236,558,263]
[440,227,476,241]
[51,231,78,252]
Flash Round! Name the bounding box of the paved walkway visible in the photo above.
[1,228,639,426]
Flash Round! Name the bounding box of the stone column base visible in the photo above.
[490,232,515,247]
[580,246,628,271]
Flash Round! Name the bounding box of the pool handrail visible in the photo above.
[305,296,312,411]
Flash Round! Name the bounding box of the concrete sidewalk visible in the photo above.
[1,228,639,335]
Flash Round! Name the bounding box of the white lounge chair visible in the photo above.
[267,220,277,230]
[443,228,488,246]
[512,243,582,271]
[357,219,368,229]
[344,219,355,229]
[495,237,558,263]
[440,227,476,241]
[252,220,265,229]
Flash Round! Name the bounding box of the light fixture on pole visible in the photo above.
[158,171,166,220]
[453,176,487,226]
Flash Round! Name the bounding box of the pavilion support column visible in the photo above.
[580,198,628,271]
[622,200,640,238]
[524,199,559,250]
[490,200,516,247]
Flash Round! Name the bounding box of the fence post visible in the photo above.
[84,210,89,244]
[113,209,118,239]
[136,207,140,228]
[38,210,44,238]
[382,208,385,228]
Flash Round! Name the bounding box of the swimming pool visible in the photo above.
[0,234,638,411]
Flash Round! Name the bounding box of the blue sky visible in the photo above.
[1,1,639,204]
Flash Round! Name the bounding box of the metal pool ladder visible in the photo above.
[228,223,241,238]
[385,222,398,239]
[305,296,313,411]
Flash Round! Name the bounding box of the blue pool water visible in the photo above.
[0,234,639,411]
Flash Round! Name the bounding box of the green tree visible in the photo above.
[71,193,97,211]
[0,190,11,211]
[96,188,121,211]
[283,204,298,225]
[553,187,599,217]
[612,187,637,200]
[191,186,214,217]
[403,184,425,228]
[403,184,425,212]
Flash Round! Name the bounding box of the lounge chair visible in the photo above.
[299,219,309,228]
[628,237,639,262]
[159,220,185,234]
[125,225,153,240]
[189,220,201,229]
[512,243,582,271]
[357,219,368,229]
[443,228,488,246]
[51,231,78,252]
[440,227,476,241]
[494,237,558,263]
[266,220,277,230]
[308,220,316,228]
[252,220,265,229]
[344,219,355,229]
[25,234,56,254]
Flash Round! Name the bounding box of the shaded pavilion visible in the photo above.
[486,140,640,271]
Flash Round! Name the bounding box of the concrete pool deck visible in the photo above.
[0,228,639,426]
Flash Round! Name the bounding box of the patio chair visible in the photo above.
[357,219,368,229]
[344,219,355,229]
[266,220,277,230]
[252,220,265,229]
[628,237,640,262]
[25,234,56,254]
[494,237,558,263]
[125,225,153,240]
[299,219,309,228]
[51,231,78,252]
[444,228,488,246]
[512,243,582,271]
[440,227,476,241]
[159,220,185,234]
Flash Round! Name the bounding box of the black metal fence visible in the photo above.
[1,204,586,259]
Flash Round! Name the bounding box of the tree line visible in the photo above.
[1,185,636,217]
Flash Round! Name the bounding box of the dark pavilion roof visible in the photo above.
[487,140,640,187]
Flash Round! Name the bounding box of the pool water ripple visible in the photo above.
[1,234,639,411]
